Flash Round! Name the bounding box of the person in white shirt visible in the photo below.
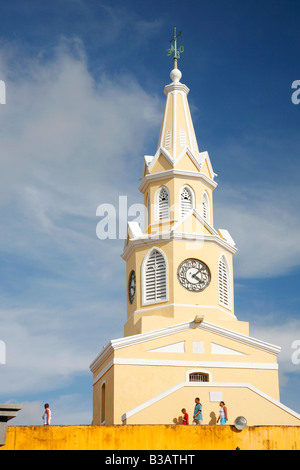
[42,403,51,426]
[217,401,228,425]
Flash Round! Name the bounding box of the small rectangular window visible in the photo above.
[189,373,208,382]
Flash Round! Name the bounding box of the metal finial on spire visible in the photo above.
[167,27,184,66]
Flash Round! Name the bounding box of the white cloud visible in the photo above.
[0,39,161,404]
[0,299,124,396]
[249,317,300,399]
[214,183,300,278]
[1,34,300,424]
[6,395,92,426]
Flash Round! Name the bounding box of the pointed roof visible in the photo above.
[157,66,200,159]
[140,66,217,192]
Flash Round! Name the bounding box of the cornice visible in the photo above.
[121,231,237,261]
[164,82,190,96]
[90,318,281,374]
[139,168,218,193]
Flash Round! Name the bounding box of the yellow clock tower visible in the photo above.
[123,61,240,339]
[90,38,300,427]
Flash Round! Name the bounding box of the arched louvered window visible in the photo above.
[143,248,167,305]
[218,255,231,309]
[157,187,170,221]
[180,186,194,218]
[202,191,210,223]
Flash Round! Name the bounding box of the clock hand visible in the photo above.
[192,270,202,282]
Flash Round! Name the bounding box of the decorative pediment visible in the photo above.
[170,208,219,237]
[147,341,185,353]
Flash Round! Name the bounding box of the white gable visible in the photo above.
[147,341,185,354]
[211,342,246,356]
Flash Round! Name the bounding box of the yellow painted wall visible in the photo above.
[2,425,300,450]
[125,237,236,336]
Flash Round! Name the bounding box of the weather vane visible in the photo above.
[167,27,184,65]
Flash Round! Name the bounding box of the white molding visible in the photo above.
[126,304,237,326]
[121,227,237,262]
[92,359,114,384]
[147,147,172,174]
[92,357,278,386]
[143,148,217,183]
[211,342,246,356]
[198,151,217,179]
[147,145,205,176]
[90,319,281,374]
[181,91,194,153]
[172,91,177,156]
[147,341,185,354]
[113,357,278,370]
[139,168,218,194]
[170,207,218,237]
[157,93,170,149]
[218,229,236,247]
[121,381,300,422]
[164,81,190,96]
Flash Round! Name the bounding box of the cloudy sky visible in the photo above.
[0,0,300,425]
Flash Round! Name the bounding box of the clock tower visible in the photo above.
[122,58,241,338]
[90,33,300,427]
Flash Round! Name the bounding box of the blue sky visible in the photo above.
[0,0,300,425]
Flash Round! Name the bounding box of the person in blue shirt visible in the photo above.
[192,397,203,425]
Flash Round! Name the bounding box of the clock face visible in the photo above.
[128,270,136,304]
[177,259,211,292]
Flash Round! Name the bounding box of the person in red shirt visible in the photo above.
[181,408,189,425]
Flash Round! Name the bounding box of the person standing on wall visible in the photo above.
[181,408,189,425]
[42,403,51,426]
[192,397,203,425]
[217,401,228,425]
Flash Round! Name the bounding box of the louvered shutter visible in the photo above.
[218,256,230,308]
[180,187,193,217]
[179,129,186,148]
[145,250,167,303]
[165,130,171,149]
[202,192,209,222]
[158,188,169,220]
